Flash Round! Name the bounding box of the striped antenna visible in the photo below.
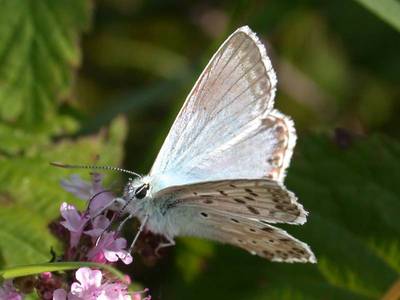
[50,162,142,178]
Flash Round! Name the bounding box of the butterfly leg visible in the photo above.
[128,215,149,253]
[155,236,175,257]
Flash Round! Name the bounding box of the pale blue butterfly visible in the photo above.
[57,26,316,263]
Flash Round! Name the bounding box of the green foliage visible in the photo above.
[0,115,79,155]
[353,0,400,32]
[0,0,91,126]
[0,117,127,267]
[0,1,99,276]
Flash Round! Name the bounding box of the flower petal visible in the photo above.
[0,280,23,300]
[60,203,86,232]
[61,175,92,200]
[52,289,67,300]
[118,251,133,265]
[75,267,103,290]
[84,215,110,238]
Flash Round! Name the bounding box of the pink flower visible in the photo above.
[87,232,133,265]
[60,202,90,248]
[102,283,132,300]
[52,288,68,300]
[53,268,134,300]
[84,215,110,239]
[70,268,104,299]
[61,173,115,217]
[0,280,23,300]
[132,289,151,300]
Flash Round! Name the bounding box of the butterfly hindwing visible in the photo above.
[164,205,315,263]
[155,179,306,225]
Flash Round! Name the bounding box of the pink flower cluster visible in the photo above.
[53,174,142,299]
[59,203,132,265]
[53,267,147,300]
[0,280,22,300]
[0,173,149,300]
[59,173,132,264]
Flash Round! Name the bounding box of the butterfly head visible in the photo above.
[125,176,152,202]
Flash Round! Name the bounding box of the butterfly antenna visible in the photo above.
[50,162,142,178]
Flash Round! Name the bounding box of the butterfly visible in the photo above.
[62,26,316,263]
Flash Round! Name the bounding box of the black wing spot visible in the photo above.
[249,228,256,232]
[247,206,260,215]
[219,190,228,196]
[233,198,246,204]
[292,247,306,255]
[200,212,209,218]
[231,218,240,223]
[229,184,237,188]
[244,196,255,201]
[281,252,289,259]
[245,188,259,197]
[279,238,291,243]
[251,240,257,244]
[261,227,274,232]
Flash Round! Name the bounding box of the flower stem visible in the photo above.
[0,262,126,282]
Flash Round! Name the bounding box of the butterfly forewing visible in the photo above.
[155,179,307,225]
[150,26,294,187]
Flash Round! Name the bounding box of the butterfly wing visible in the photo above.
[155,179,307,225]
[160,200,315,263]
[152,179,315,262]
[150,26,295,189]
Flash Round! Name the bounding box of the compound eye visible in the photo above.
[135,184,149,199]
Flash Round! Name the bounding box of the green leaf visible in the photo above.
[0,114,79,155]
[0,116,127,267]
[167,134,400,300]
[353,0,400,32]
[0,0,91,126]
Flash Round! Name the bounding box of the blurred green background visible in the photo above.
[1,0,400,299]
